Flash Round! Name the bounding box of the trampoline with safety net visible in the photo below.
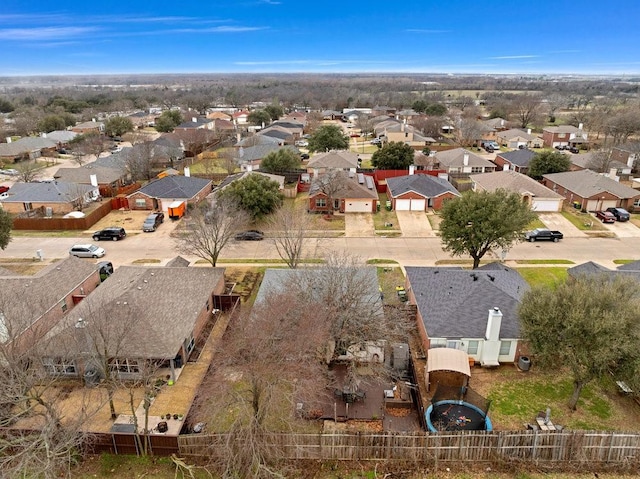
[426,385,492,432]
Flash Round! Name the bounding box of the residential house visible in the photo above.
[567,261,640,282]
[405,264,530,365]
[39,265,226,381]
[433,148,496,177]
[569,152,632,179]
[234,143,298,170]
[470,170,564,212]
[483,118,510,131]
[44,130,78,144]
[380,122,435,149]
[610,146,638,171]
[206,111,232,121]
[307,150,359,175]
[542,169,640,211]
[71,121,104,134]
[496,128,543,149]
[372,105,396,117]
[232,110,250,125]
[386,171,460,211]
[542,124,588,149]
[308,170,378,213]
[373,118,402,139]
[0,256,101,356]
[258,125,295,144]
[174,116,214,132]
[493,149,537,174]
[0,180,99,214]
[53,164,130,197]
[126,111,157,129]
[127,174,212,211]
[0,136,58,163]
[283,111,308,125]
[321,110,343,120]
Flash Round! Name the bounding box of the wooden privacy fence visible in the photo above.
[178,430,640,465]
[12,200,113,231]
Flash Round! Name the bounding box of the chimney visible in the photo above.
[236,133,241,143]
[192,117,197,123]
[41,132,47,138]
[503,163,509,171]
[89,174,98,187]
[609,167,618,179]
[184,167,191,177]
[527,128,531,135]
[485,307,503,342]
[500,119,505,127]
[409,165,415,175]
[246,164,253,172]
[578,123,583,130]
[627,155,635,169]
[6,137,11,143]
[401,122,405,132]
[349,167,356,174]
[463,153,469,166]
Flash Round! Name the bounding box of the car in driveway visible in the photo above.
[595,211,616,223]
[92,227,126,241]
[142,212,164,232]
[524,228,563,242]
[235,230,264,241]
[69,244,106,258]
[606,207,630,222]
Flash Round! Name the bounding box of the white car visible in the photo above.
[294,140,308,147]
[69,244,106,258]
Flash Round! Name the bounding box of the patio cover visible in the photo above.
[426,348,471,377]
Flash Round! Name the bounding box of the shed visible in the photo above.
[425,348,471,392]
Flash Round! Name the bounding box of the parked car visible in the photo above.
[69,244,106,258]
[370,138,382,145]
[143,212,165,232]
[595,210,616,223]
[482,141,500,151]
[0,186,10,194]
[0,169,19,176]
[92,227,126,241]
[294,140,308,147]
[568,146,580,154]
[300,153,310,160]
[554,145,567,150]
[524,228,563,242]
[235,230,264,241]
[606,207,630,222]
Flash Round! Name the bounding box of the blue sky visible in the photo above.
[2,0,639,76]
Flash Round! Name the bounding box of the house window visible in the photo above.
[471,167,484,173]
[446,340,459,349]
[109,358,140,374]
[60,299,67,312]
[499,341,512,356]
[634,198,640,208]
[467,340,479,355]
[333,199,340,210]
[42,357,77,376]
[558,133,566,138]
[185,334,195,355]
[430,338,447,348]
[315,198,326,208]
[135,199,146,208]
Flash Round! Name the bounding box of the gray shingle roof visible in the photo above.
[387,174,460,198]
[2,181,96,203]
[434,148,495,168]
[570,152,628,171]
[0,256,98,339]
[568,261,640,282]
[617,260,640,271]
[496,149,537,168]
[470,170,563,199]
[309,171,378,199]
[497,128,541,141]
[45,130,78,142]
[0,137,57,157]
[53,165,124,184]
[43,266,225,359]
[307,150,359,169]
[405,265,529,339]
[543,169,640,199]
[133,175,211,200]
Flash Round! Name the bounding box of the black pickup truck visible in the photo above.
[524,228,563,242]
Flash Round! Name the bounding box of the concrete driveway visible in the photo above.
[538,213,587,238]
[395,211,436,237]
[598,218,640,238]
[345,213,375,237]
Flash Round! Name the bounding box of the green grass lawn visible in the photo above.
[561,210,607,231]
[372,193,398,230]
[515,266,568,288]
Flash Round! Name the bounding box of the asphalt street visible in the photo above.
[1,233,634,270]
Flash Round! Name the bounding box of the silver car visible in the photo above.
[69,244,106,258]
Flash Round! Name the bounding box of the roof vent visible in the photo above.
[470,273,478,281]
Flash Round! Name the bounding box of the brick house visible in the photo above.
[127,175,212,211]
[542,124,588,149]
[308,170,378,213]
[0,180,99,214]
[493,149,537,174]
[386,171,460,211]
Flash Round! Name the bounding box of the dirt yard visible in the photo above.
[89,209,151,233]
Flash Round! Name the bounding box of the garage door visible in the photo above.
[532,200,562,212]
[395,199,411,211]
[586,200,618,211]
[410,199,426,211]
[344,201,371,213]
[601,200,618,210]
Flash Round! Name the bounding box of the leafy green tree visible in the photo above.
[0,98,15,113]
[440,189,537,269]
[219,174,283,220]
[0,208,12,250]
[260,149,300,173]
[412,100,428,113]
[371,141,415,170]
[248,109,272,126]
[154,110,183,133]
[265,104,284,121]
[424,103,447,116]
[527,151,571,180]
[519,274,640,410]
[104,116,134,137]
[38,115,66,133]
[307,124,349,153]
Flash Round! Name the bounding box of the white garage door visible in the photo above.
[395,199,411,211]
[601,200,618,210]
[586,200,618,211]
[345,201,371,213]
[532,200,562,212]
[410,199,426,211]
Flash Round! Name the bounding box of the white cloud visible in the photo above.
[489,55,540,60]
[0,26,98,41]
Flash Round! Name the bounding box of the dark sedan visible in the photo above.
[235,230,264,241]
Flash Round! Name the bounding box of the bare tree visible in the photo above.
[454,118,483,147]
[604,106,640,145]
[586,148,615,173]
[70,132,109,166]
[123,142,155,181]
[509,94,543,129]
[176,199,249,266]
[268,202,313,269]
[313,170,347,215]
[545,93,567,122]
[354,113,374,138]
[215,147,239,175]
[16,159,40,182]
